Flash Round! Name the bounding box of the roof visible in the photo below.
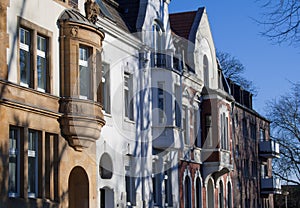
[116,0,140,33]
[169,10,197,40]
[170,8,205,41]
[58,9,97,28]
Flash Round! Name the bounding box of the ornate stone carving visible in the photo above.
[70,26,78,37]
[84,0,100,24]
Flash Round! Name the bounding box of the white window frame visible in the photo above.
[124,72,134,121]
[8,127,21,198]
[101,62,111,114]
[37,35,47,92]
[79,46,90,99]
[19,27,31,87]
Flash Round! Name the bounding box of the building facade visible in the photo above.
[0,0,280,208]
[229,81,281,208]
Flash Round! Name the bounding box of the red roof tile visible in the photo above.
[169,11,197,40]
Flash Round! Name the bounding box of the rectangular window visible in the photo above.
[244,159,249,178]
[164,166,173,206]
[174,85,181,127]
[28,130,39,198]
[79,46,91,99]
[9,127,20,197]
[261,164,268,178]
[242,118,248,138]
[205,114,212,147]
[182,105,189,145]
[251,161,257,178]
[125,161,136,206]
[101,63,111,113]
[225,116,228,149]
[194,108,201,147]
[19,22,51,93]
[250,123,256,140]
[19,27,31,87]
[158,82,165,124]
[260,128,266,141]
[152,162,160,205]
[37,35,47,92]
[124,72,134,121]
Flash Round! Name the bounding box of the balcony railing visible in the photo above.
[151,52,173,69]
[261,177,282,195]
[259,140,280,158]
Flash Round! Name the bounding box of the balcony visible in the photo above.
[59,97,105,151]
[259,140,280,158]
[202,149,233,180]
[152,126,182,150]
[261,177,282,195]
[151,52,173,69]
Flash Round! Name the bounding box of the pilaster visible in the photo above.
[0,0,10,80]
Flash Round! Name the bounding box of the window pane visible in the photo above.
[20,48,30,85]
[9,127,19,195]
[37,35,47,91]
[79,46,90,99]
[124,72,134,120]
[28,130,38,197]
[102,63,111,113]
[19,28,31,86]
[28,156,36,195]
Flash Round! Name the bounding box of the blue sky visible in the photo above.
[169,0,300,116]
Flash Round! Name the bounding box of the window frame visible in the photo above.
[205,114,213,147]
[8,126,21,198]
[157,82,165,124]
[124,71,134,121]
[27,129,39,198]
[79,45,92,100]
[18,18,52,93]
[101,62,111,114]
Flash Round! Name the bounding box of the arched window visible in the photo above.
[184,176,191,208]
[207,179,214,208]
[195,177,202,208]
[203,55,209,87]
[227,182,232,208]
[99,153,113,179]
[219,181,224,208]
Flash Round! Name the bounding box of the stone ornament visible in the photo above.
[84,0,100,24]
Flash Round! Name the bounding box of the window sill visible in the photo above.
[8,192,20,198]
[124,118,135,124]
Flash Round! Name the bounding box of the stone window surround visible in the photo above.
[17,17,53,94]
[8,125,59,201]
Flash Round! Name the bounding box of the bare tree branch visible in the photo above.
[267,82,300,184]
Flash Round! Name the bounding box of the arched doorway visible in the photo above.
[207,178,214,208]
[69,166,89,208]
[100,187,114,208]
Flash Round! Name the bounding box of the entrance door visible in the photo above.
[100,187,114,208]
[69,166,89,208]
